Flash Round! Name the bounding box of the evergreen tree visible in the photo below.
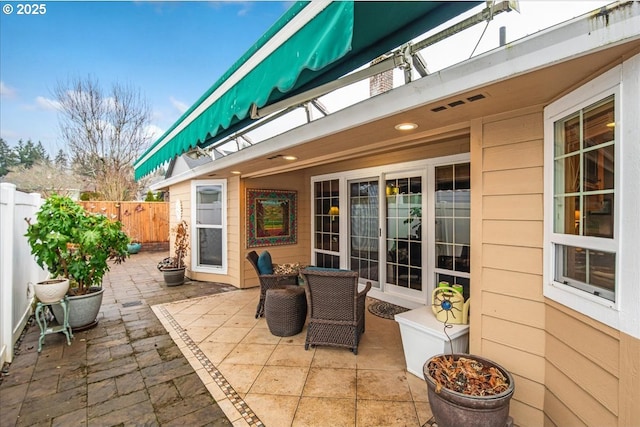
[14,139,49,168]
[54,149,68,168]
[0,138,18,176]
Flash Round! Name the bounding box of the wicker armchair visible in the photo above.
[300,268,372,355]
[246,250,299,318]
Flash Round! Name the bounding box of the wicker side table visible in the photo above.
[265,287,307,337]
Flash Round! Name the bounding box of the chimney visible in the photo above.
[369,55,393,96]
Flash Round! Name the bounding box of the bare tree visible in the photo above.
[54,76,152,200]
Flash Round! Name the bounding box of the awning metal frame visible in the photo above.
[201,0,517,160]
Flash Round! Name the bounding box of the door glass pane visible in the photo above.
[313,179,339,255]
[435,164,471,279]
[350,179,379,283]
[385,176,422,291]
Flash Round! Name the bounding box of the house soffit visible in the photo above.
[160,37,638,186]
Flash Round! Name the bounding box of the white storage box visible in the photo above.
[395,307,469,378]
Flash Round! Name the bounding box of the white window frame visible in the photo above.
[543,59,640,339]
[310,152,470,306]
[190,179,227,274]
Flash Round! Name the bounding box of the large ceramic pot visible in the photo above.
[52,287,105,331]
[34,278,69,303]
[423,353,515,427]
[161,267,185,286]
[127,242,142,254]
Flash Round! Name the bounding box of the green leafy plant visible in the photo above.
[25,194,129,295]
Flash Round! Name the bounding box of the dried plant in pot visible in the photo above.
[25,194,129,329]
[157,220,189,286]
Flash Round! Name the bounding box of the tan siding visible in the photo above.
[546,334,619,414]
[477,109,546,426]
[168,181,192,270]
[483,139,544,171]
[510,399,546,427]
[483,167,543,195]
[469,118,484,353]
[482,244,543,276]
[241,170,311,288]
[482,268,543,302]
[483,339,545,384]
[619,333,640,426]
[482,292,545,330]
[482,111,543,147]
[483,194,543,221]
[482,316,545,356]
[483,220,543,248]
[544,390,588,427]
[510,373,545,413]
[226,177,241,286]
[545,362,617,427]
[546,304,619,377]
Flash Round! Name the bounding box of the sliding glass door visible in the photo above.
[385,175,423,297]
[311,156,470,304]
[349,179,380,287]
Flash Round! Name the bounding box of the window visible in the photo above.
[544,59,640,336]
[191,180,226,273]
[552,96,616,301]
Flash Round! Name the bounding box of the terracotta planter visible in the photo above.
[423,353,515,427]
[34,278,70,303]
[52,287,104,331]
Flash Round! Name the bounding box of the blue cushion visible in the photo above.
[257,251,273,274]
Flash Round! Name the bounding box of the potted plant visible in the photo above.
[423,353,515,427]
[157,220,189,286]
[124,203,143,254]
[25,194,129,329]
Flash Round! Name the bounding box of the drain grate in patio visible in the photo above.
[368,300,410,320]
[122,301,143,308]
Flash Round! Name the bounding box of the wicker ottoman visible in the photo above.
[265,287,307,337]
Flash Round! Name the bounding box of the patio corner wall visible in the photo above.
[0,183,46,365]
[472,103,640,427]
[471,106,547,426]
[241,171,311,289]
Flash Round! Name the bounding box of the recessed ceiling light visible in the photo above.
[230,170,241,175]
[394,122,418,131]
[282,155,298,161]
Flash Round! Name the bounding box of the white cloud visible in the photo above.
[169,96,189,114]
[35,96,61,111]
[0,81,17,99]
[144,124,164,141]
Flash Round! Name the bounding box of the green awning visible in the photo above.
[135,1,481,179]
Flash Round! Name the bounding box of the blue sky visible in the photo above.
[1,1,610,157]
[0,1,290,155]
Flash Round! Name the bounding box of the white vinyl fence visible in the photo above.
[0,183,46,365]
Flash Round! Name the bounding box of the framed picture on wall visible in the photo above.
[246,189,297,247]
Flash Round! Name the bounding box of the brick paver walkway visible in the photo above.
[0,251,237,427]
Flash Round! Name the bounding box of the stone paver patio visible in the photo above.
[0,251,236,427]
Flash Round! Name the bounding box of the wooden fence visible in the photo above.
[78,201,169,248]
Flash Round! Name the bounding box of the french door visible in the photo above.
[385,174,423,298]
[349,179,380,287]
[311,157,470,304]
